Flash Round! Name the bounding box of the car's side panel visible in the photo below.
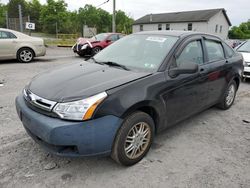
[0,39,17,59]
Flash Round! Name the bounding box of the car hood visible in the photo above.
[77,38,96,45]
[241,52,250,62]
[28,62,151,102]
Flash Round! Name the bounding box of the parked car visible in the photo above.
[72,33,124,57]
[16,31,243,166]
[0,28,46,63]
[235,40,250,79]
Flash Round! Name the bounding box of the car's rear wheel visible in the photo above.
[111,111,155,166]
[17,48,34,63]
[217,80,237,110]
[91,46,102,56]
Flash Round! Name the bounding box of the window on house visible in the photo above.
[215,24,218,33]
[140,25,143,31]
[188,23,192,31]
[220,25,222,33]
[166,24,170,30]
[158,24,162,30]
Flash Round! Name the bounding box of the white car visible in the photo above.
[0,28,46,63]
[236,40,250,79]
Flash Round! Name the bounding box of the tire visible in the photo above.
[111,111,155,166]
[77,52,85,57]
[17,48,34,63]
[91,46,102,56]
[217,80,237,110]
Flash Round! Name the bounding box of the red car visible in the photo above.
[73,33,125,57]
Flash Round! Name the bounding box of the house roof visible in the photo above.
[133,8,232,26]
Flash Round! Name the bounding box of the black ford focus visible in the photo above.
[16,31,243,166]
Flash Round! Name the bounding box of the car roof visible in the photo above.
[134,30,221,39]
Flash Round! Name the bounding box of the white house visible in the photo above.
[133,8,232,39]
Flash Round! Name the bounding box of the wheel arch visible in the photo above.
[121,101,162,133]
[17,46,36,58]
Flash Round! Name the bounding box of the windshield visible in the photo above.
[237,41,250,52]
[92,33,109,41]
[93,34,178,72]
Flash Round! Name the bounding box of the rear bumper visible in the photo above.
[15,95,123,157]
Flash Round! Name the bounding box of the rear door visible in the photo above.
[202,37,228,105]
[163,36,210,126]
[0,31,17,59]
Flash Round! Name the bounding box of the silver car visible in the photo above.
[0,28,46,63]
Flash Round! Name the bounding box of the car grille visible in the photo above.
[244,71,250,76]
[23,89,59,117]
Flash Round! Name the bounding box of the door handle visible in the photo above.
[200,68,205,72]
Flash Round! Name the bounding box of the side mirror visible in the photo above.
[106,39,111,43]
[169,62,198,77]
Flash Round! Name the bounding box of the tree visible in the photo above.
[0,1,7,27]
[27,0,42,31]
[115,10,133,34]
[7,0,27,18]
[39,0,68,34]
[229,21,250,39]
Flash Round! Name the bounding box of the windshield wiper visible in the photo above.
[102,61,130,71]
[90,57,104,65]
[237,50,250,53]
[90,58,130,71]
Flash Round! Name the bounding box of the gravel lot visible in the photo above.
[0,47,250,188]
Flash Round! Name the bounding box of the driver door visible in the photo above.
[163,37,209,126]
[0,31,17,59]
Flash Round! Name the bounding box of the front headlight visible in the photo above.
[81,44,88,50]
[53,92,107,121]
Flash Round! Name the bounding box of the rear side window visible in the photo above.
[223,43,235,58]
[176,40,204,66]
[0,31,17,39]
[205,40,225,62]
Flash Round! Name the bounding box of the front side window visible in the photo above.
[205,40,225,62]
[188,23,192,31]
[176,40,204,66]
[92,33,109,41]
[108,34,119,42]
[94,35,178,72]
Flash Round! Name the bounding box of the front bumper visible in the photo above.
[15,95,123,157]
[72,44,92,56]
[242,66,250,78]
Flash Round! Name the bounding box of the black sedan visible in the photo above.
[16,31,243,166]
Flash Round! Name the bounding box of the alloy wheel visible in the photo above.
[124,122,151,159]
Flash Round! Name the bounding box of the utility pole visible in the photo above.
[55,22,58,38]
[5,11,9,29]
[112,0,116,32]
[18,4,23,32]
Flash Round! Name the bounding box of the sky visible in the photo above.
[2,0,250,26]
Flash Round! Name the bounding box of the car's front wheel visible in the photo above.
[91,46,102,56]
[17,48,34,63]
[111,111,155,166]
[217,80,237,110]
